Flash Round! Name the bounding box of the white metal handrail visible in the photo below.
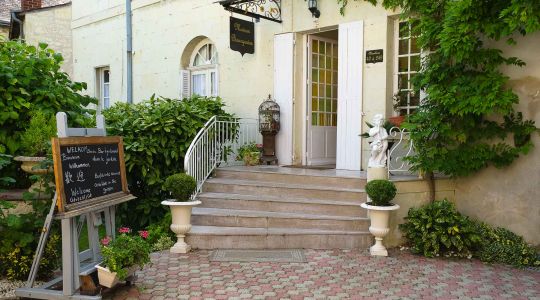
[184,116,260,199]
[387,127,416,176]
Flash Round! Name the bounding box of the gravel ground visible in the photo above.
[0,279,43,300]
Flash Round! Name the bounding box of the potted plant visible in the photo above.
[361,179,400,256]
[96,227,151,288]
[160,173,200,253]
[236,142,261,166]
[14,112,56,192]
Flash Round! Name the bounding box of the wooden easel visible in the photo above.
[16,112,135,300]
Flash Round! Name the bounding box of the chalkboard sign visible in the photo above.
[230,17,254,56]
[52,136,129,212]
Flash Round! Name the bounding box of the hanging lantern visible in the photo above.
[258,94,280,164]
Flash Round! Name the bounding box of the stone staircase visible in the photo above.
[186,167,372,249]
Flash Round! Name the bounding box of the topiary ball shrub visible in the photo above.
[163,173,197,202]
[399,200,481,258]
[365,179,397,206]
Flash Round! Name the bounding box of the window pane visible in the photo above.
[326,56,332,69]
[398,57,409,72]
[410,37,420,54]
[410,55,421,71]
[312,84,318,97]
[312,40,318,52]
[399,39,408,55]
[312,54,318,68]
[312,113,318,126]
[192,74,206,96]
[398,74,409,90]
[312,69,318,82]
[211,72,217,96]
[320,71,325,82]
[399,22,409,38]
[312,98,318,111]
[410,92,420,106]
[319,55,325,68]
[104,70,110,83]
[320,42,326,55]
[326,85,332,97]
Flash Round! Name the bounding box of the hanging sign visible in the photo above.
[366,49,384,64]
[51,136,130,212]
[230,16,255,55]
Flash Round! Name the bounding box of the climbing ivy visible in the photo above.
[340,0,539,177]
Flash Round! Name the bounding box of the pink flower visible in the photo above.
[138,230,149,239]
[118,227,131,234]
[100,236,111,246]
[256,144,263,149]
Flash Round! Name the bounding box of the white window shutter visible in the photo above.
[273,33,294,166]
[336,21,363,170]
[180,69,191,99]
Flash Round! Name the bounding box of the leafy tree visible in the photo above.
[340,1,539,198]
[0,38,96,156]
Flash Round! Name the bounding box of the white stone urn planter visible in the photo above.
[161,200,201,253]
[361,202,400,257]
[14,156,53,192]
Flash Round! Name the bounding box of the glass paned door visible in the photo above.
[307,35,338,165]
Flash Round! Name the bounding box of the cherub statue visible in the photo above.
[368,114,388,168]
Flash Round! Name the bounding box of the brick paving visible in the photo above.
[104,249,540,300]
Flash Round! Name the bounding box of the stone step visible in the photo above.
[203,179,366,203]
[197,192,366,217]
[191,207,369,231]
[215,168,366,189]
[186,226,372,249]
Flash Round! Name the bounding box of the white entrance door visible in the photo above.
[336,21,363,170]
[307,35,338,165]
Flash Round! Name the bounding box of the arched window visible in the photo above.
[187,41,218,97]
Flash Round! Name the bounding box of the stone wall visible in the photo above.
[24,4,72,77]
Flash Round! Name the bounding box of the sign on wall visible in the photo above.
[230,17,255,55]
[366,49,384,64]
[51,136,129,212]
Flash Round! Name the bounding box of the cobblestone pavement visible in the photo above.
[104,249,540,300]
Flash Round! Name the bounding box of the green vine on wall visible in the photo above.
[340,0,539,177]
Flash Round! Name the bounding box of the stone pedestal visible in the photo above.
[367,167,388,182]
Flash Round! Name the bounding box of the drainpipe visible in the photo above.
[11,11,24,39]
[126,0,133,104]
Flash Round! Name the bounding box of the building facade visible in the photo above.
[71,0,540,244]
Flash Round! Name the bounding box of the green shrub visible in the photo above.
[163,173,197,201]
[473,222,540,268]
[399,200,481,258]
[20,111,57,156]
[104,95,235,229]
[0,199,61,280]
[365,179,397,206]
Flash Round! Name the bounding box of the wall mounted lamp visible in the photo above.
[308,0,321,18]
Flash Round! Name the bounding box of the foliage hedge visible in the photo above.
[400,200,540,267]
[163,173,197,201]
[103,95,234,229]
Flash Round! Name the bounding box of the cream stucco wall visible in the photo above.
[453,32,540,246]
[72,0,282,118]
[24,4,73,77]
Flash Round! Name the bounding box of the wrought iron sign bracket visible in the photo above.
[219,0,282,23]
